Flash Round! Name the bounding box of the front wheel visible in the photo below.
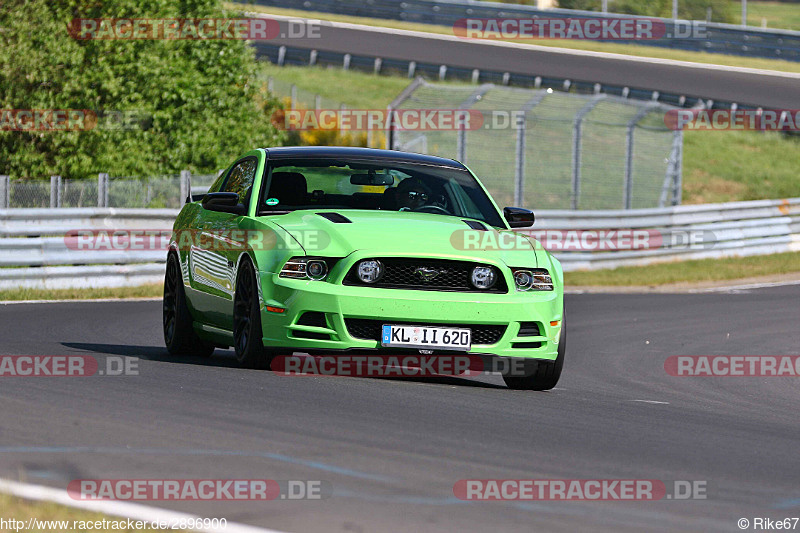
[163,253,215,357]
[503,314,566,391]
[233,259,274,369]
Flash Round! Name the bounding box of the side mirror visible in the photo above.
[504,207,535,228]
[202,192,246,215]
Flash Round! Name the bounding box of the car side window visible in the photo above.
[222,158,258,202]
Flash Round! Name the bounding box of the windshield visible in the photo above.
[258,158,505,228]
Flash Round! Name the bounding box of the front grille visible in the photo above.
[343,258,508,293]
[345,318,507,345]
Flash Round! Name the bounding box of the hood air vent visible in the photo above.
[316,212,352,223]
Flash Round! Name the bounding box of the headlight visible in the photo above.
[280,257,329,280]
[357,259,383,283]
[471,265,497,290]
[512,268,553,291]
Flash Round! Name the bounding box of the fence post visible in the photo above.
[180,170,191,204]
[97,173,107,207]
[673,130,683,205]
[50,175,62,208]
[514,113,526,207]
[456,124,466,163]
[290,84,297,111]
[386,106,395,150]
[571,96,605,210]
[624,106,653,209]
[0,176,8,209]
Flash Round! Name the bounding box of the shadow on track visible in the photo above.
[61,342,506,389]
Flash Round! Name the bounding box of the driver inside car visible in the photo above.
[396,177,433,211]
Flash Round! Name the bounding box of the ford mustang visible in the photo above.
[163,147,565,390]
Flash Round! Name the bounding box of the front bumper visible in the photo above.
[257,271,563,361]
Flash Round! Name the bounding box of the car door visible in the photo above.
[189,157,258,329]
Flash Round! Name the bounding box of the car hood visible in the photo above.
[263,210,540,267]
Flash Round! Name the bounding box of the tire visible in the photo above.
[163,253,215,357]
[503,313,566,391]
[233,258,274,369]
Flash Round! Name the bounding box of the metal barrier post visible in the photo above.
[624,106,653,209]
[571,96,605,210]
[50,175,62,208]
[386,106,394,150]
[456,124,466,163]
[514,114,525,206]
[180,170,191,204]
[97,173,107,207]
[673,130,683,205]
[0,176,8,209]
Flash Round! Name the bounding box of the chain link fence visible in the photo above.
[0,172,221,209]
[389,79,682,210]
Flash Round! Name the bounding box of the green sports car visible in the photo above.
[163,147,565,390]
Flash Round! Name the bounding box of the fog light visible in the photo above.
[306,260,328,280]
[514,270,534,291]
[357,259,383,283]
[280,257,329,281]
[471,266,496,290]
[513,268,553,291]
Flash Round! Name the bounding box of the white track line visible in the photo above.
[257,12,800,79]
[0,297,161,305]
[688,279,800,293]
[0,478,287,533]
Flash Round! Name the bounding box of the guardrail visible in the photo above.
[1,199,798,289]
[256,43,748,111]
[246,0,800,62]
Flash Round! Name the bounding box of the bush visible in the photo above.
[0,0,284,179]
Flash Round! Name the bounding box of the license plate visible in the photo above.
[381,325,471,351]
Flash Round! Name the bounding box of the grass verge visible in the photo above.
[0,492,164,533]
[748,1,800,31]
[230,2,800,74]
[564,252,800,286]
[0,284,163,302]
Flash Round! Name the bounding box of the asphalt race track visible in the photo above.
[260,18,800,109]
[0,285,798,532]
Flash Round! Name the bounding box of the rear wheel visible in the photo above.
[503,314,566,391]
[233,259,274,369]
[163,253,215,357]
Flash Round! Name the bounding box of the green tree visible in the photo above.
[558,0,734,23]
[0,0,284,179]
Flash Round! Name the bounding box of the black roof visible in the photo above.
[262,146,465,169]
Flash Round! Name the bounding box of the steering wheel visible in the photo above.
[412,205,451,215]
